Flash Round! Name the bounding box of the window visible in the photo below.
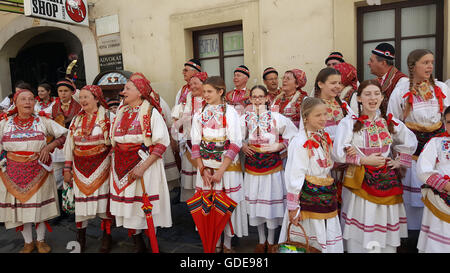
[357,0,443,81]
[193,25,244,91]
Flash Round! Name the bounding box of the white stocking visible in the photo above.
[21,223,33,244]
[36,223,46,242]
[257,224,266,244]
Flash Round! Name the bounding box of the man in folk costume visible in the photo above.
[63,85,113,253]
[368,43,408,113]
[51,79,82,220]
[263,67,282,105]
[225,65,251,116]
[325,51,346,68]
[175,59,202,106]
[110,77,172,252]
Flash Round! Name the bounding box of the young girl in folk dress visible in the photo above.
[387,49,450,237]
[0,88,68,253]
[314,67,354,212]
[172,72,208,202]
[191,76,248,253]
[279,97,344,253]
[333,80,417,253]
[110,78,172,252]
[241,85,297,253]
[416,106,450,252]
[63,85,113,253]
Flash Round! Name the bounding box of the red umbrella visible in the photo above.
[186,189,214,253]
[141,192,159,253]
[208,190,237,253]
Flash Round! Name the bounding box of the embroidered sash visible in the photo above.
[245,145,282,176]
[112,143,142,194]
[299,176,337,220]
[343,164,403,205]
[73,144,111,196]
[0,152,49,203]
[406,122,445,157]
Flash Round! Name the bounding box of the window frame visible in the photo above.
[193,24,244,79]
[357,0,444,81]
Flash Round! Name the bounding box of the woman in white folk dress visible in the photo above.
[241,85,297,253]
[279,97,343,253]
[415,106,450,253]
[0,87,68,253]
[191,76,248,253]
[63,85,113,253]
[333,79,417,253]
[110,77,172,253]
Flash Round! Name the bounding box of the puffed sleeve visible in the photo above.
[387,81,408,121]
[391,118,418,168]
[224,106,242,160]
[0,118,7,152]
[240,113,248,143]
[285,134,309,211]
[62,117,77,168]
[149,108,170,158]
[437,81,450,109]
[190,112,202,160]
[274,112,298,145]
[332,115,360,165]
[416,137,449,191]
[41,116,68,149]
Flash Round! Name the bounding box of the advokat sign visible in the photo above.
[24,0,89,26]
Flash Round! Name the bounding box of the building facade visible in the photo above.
[0,0,448,107]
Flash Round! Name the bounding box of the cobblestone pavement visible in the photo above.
[0,189,263,254]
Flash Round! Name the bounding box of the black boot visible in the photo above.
[132,233,147,253]
[99,230,112,253]
[76,228,86,253]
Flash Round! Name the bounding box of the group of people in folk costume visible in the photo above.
[0,41,449,254]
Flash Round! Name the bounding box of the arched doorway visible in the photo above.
[10,29,87,95]
[0,16,99,98]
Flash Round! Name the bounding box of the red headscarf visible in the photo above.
[13,89,33,104]
[129,78,163,114]
[334,63,358,91]
[6,88,34,117]
[288,69,307,92]
[192,72,208,83]
[81,85,109,110]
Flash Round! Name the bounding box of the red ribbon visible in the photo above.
[402,91,415,108]
[38,111,52,118]
[303,139,319,150]
[352,115,368,123]
[101,219,112,235]
[341,102,347,110]
[386,113,399,126]
[16,225,24,232]
[128,229,136,237]
[36,221,53,232]
[434,86,446,113]
[324,132,333,145]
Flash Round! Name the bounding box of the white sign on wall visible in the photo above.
[24,0,89,26]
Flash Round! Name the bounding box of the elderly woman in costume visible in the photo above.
[110,77,172,253]
[129,72,181,194]
[241,85,297,253]
[271,69,308,128]
[0,87,68,253]
[63,85,113,253]
[387,49,450,245]
[172,72,208,202]
[333,80,417,253]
